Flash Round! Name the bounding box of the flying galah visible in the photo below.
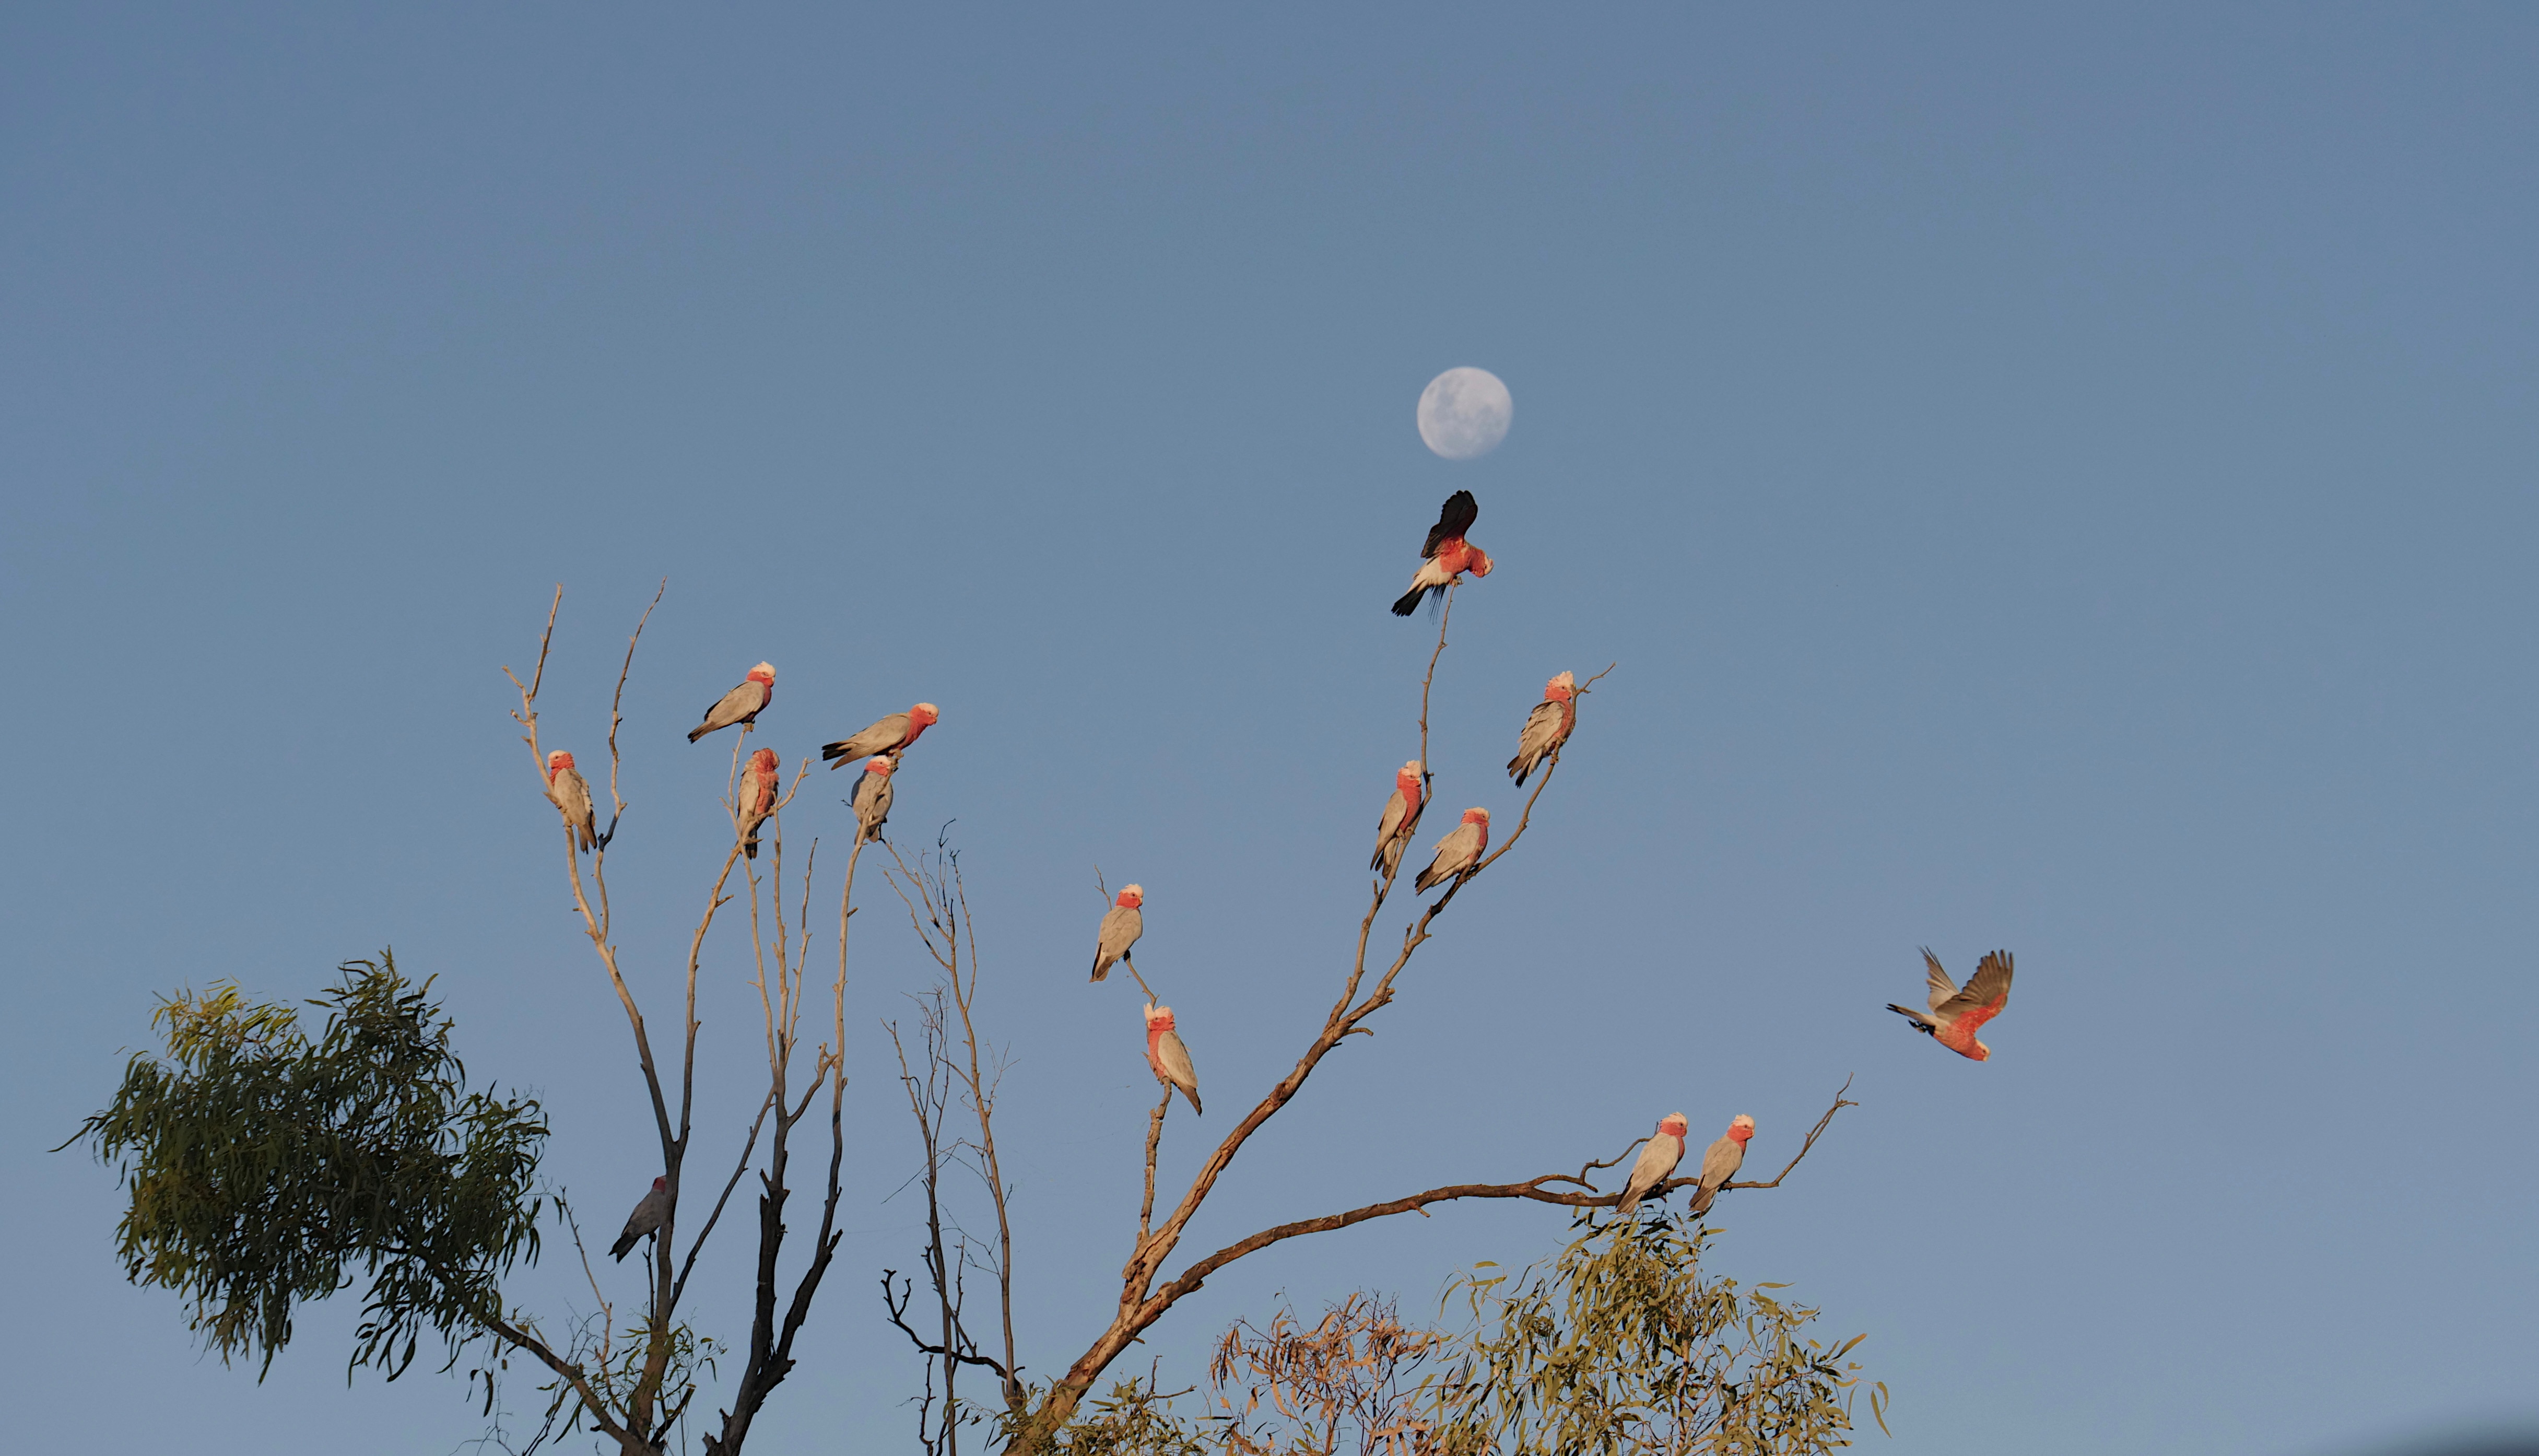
[1143,1002,1202,1116]
[1506,671,1578,787]
[821,703,939,769]
[1413,807,1490,893]
[1616,1112,1690,1216]
[1089,885,1144,983]
[546,750,597,853]
[1688,1114,1755,1215]
[610,1176,668,1262]
[1371,760,1426,876]
[1391,490,1496,617]
[688,663,775,743]
[1887,948,2015,1061]
[850,756,895,843]
[737,747,780,860]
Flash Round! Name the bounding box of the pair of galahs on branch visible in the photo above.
[824,701,941,847]
[686,667,794,857]
[1616,1112,1754,1217]
[1082,888,1203,1115]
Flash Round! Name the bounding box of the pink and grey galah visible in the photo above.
[1887,948,2014,1061]
[1143,1002,1202,1115]
[1412,807,1490,893]
[1506,671,1578,786]
[1616,1112,1690,1215]
[821,703,939,769]
[1392,489,1496,617]
[1688,1114,1755,1215]
[610,1176,668,1262]
[688,663,775,743]
[546,750,597,853]
[1089,885,1144,983]
[737,748,780,860]
[1370,760,1427,876]
[850,756,895,844]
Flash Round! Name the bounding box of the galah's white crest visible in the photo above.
[546,750,597,853]
[1506,671,1578,786]
[821,703,939,768]
[1089,886,1144,983]
[1688,1114,1755,1215]
[1887,948,2014,1061]
[851,756,895,843]
[1616,1112,1690,1216]
[688,663,775,743]
[1371,760,1426,876]
[1392,490,1495,616]
[737,747,780,860]
[1143,1002,1202,1116]
[610,1176,668,1262]
[1413,807,1490,893]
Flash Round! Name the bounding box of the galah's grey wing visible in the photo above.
[1938,949,2013,1016]
[1157,1030,1201,1113]
[823,713,910,766]
[1920,948,1959,1012]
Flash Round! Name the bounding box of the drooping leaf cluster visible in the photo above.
[1424,1213,1885,1455]
[73,952,548,1380]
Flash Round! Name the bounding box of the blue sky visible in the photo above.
[5,6,2536,1453]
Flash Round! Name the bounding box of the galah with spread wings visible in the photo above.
[1144,1002,1202,1115]
[1089,885,1144,983]
[688,663,775,743]
[821,703,939,768]
[610,1176,668,1262]
[1616,1112,1690,1215]
[1507,671,1578,786]
[546,750,597,853]
[1371,760,1426,876]
[1413,807,1490,893]
[850,756,895,843]
[1391,490,1495,616]
[1688,1114,1754,1215]
[737,748,780,859]
[1887,948,2014,1061]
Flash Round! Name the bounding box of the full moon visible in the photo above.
[1416,367,1513,460]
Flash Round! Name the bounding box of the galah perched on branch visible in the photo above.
[1506,671,1578,787]
[1089,885,1144,983]
[1370,760,1426,876]
[821,703,939,769]
[687,662,775,743]
[1887,948,2015,1061]
[1391,489,1495,617]
[1688,1114,1754,1215]
[1143,1002,1202,1115]
[1412,807,1490,893]
[1616,1112,1690,1216]
[610,1176,668,1262]
[850,756,894,844]
[737,747,779,860]
[546,750,597,853]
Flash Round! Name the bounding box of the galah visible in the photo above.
[1506,671,1578,787]
[821,703,939,768]
[546,750,597,853]
[850,756,895,844]
[1887,948,2015,1061]
[1391,489,1496,616]
[1370,760,1426,876]
[688,662,776,743]
[610,1176,668,1262]
[1143,1002,1202,1116]
[1688,1114,1755,1215]
[1412,807,1490,893]
[1616,1112,1690,1215]
[737,747,780,860]
[1089,885,1144,983]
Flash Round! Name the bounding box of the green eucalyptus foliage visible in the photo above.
[73,953,548,1381]
[1424,1213,1886,1455]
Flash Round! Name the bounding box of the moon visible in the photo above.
[1416,367,1512,460]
